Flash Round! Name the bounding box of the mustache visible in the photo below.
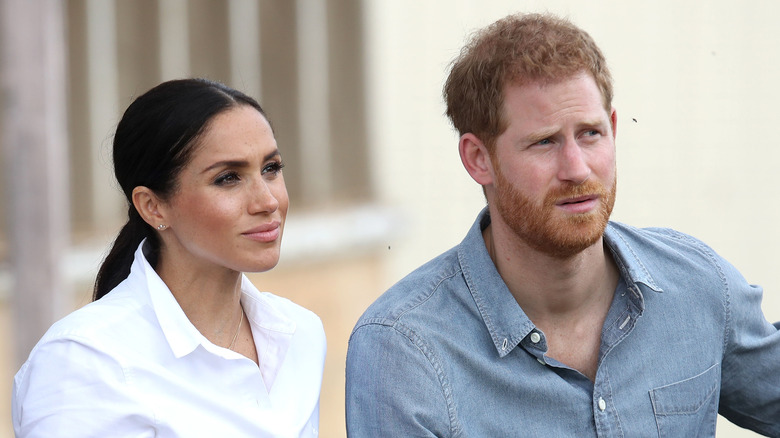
[545,180,610,204]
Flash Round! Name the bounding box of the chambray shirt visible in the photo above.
[346,209,780,437]
[14,241,326,437]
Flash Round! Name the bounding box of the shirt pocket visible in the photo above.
[649,363,719,437]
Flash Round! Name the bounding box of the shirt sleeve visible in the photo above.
[717,258,780,436]
[12,336,155,438]
[345,322,453,438]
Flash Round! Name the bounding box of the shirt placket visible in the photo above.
[592,282,642,437]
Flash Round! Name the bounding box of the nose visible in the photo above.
[248,179,280,214]
[556,139,591,184]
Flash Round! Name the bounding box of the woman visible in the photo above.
[12,79,326,437]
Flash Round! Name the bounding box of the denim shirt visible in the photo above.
[346,209,780,437]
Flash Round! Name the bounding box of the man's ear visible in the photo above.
[132,186,167,229]
[610,107,618,139]
[459,133,495,186]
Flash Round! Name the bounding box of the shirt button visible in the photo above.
[598,397,606,411]
[537,357,545,365]
[530,332,541,343]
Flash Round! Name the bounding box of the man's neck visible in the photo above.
[483,220,619,380]
[484,223,617,314]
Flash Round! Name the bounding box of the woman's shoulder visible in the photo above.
[29,281,152,358]
[14,289,144,394]
[12,286,156,437]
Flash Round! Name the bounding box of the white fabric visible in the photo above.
[12,242,326,437]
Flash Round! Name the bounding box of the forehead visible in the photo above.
[502,73,609,125]
[189,105,275,161]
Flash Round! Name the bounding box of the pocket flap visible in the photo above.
[650,363,720,416]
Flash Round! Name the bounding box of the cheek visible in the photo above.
[595,153,617,181]
[506,163,549,196]
[271,180,290,216]
[176,193,241,230]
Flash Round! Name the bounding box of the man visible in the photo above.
[345,13,780,437]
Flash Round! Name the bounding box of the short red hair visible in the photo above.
[443,13,613,150]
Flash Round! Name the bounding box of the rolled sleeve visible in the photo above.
[718,259,780,436]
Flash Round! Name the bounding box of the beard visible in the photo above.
[493,167,616,259]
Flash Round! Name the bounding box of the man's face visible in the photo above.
[488,72,617,258]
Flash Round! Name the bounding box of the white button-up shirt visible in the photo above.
[13,242,326,437]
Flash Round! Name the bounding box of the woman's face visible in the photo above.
[159,105,289,274]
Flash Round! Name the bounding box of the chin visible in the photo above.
[247,253,282,273]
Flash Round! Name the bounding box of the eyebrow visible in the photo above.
[524,128,558,145]
[524,119,607,144]
[201,149,281,174]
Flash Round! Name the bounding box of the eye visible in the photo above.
[262,160,285,176]
[214,171,241,186]
[580,129,603,143]
[528,138,553,148]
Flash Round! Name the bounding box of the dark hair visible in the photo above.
[443,13,613,151]
[93,78,268,300]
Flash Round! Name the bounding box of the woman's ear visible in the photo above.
[132,186,167,229]
[459,133,495,186]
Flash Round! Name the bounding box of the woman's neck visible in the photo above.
[155,251,244,348]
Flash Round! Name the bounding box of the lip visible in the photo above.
[242,220,282,243]
[556,195,599,214]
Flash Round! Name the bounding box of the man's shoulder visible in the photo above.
[607,221,715,257]
[606,221,731,282]
[354,245,463,329]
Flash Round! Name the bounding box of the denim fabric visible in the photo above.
[346,208,780,437]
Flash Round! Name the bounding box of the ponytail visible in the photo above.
[92,206,159,300]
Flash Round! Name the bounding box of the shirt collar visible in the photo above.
[134,241,205,358]
[132,241,297,362]
[603,222,664,294]
[239,275,297,390]
[457,208,662,358]
[457,208,537,358]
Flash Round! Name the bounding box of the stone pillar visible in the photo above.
[296,0,332,204]
[228,0,261,99]
[0,0,70,367]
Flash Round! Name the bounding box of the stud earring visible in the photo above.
[157,224,166,230]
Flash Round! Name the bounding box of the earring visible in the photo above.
[157,224,167,230]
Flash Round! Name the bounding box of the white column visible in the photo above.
[0,0,69,366]
[228,0,261,99]
[85,0,122,226]
[158,0,190,80]
[296,0,332,203]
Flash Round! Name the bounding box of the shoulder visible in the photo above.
[348,245,465,374]
[15,274,160,398]
[32,280,150,357]
[13,288,144,411]
[355,246,462,328]
[606,221,733,275]
[605,221,750,320]
[12,288,154,436]
[608,221,712,254]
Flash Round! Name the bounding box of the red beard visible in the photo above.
[493,167,616,259]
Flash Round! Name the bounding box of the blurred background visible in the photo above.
[2,1,779,437]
